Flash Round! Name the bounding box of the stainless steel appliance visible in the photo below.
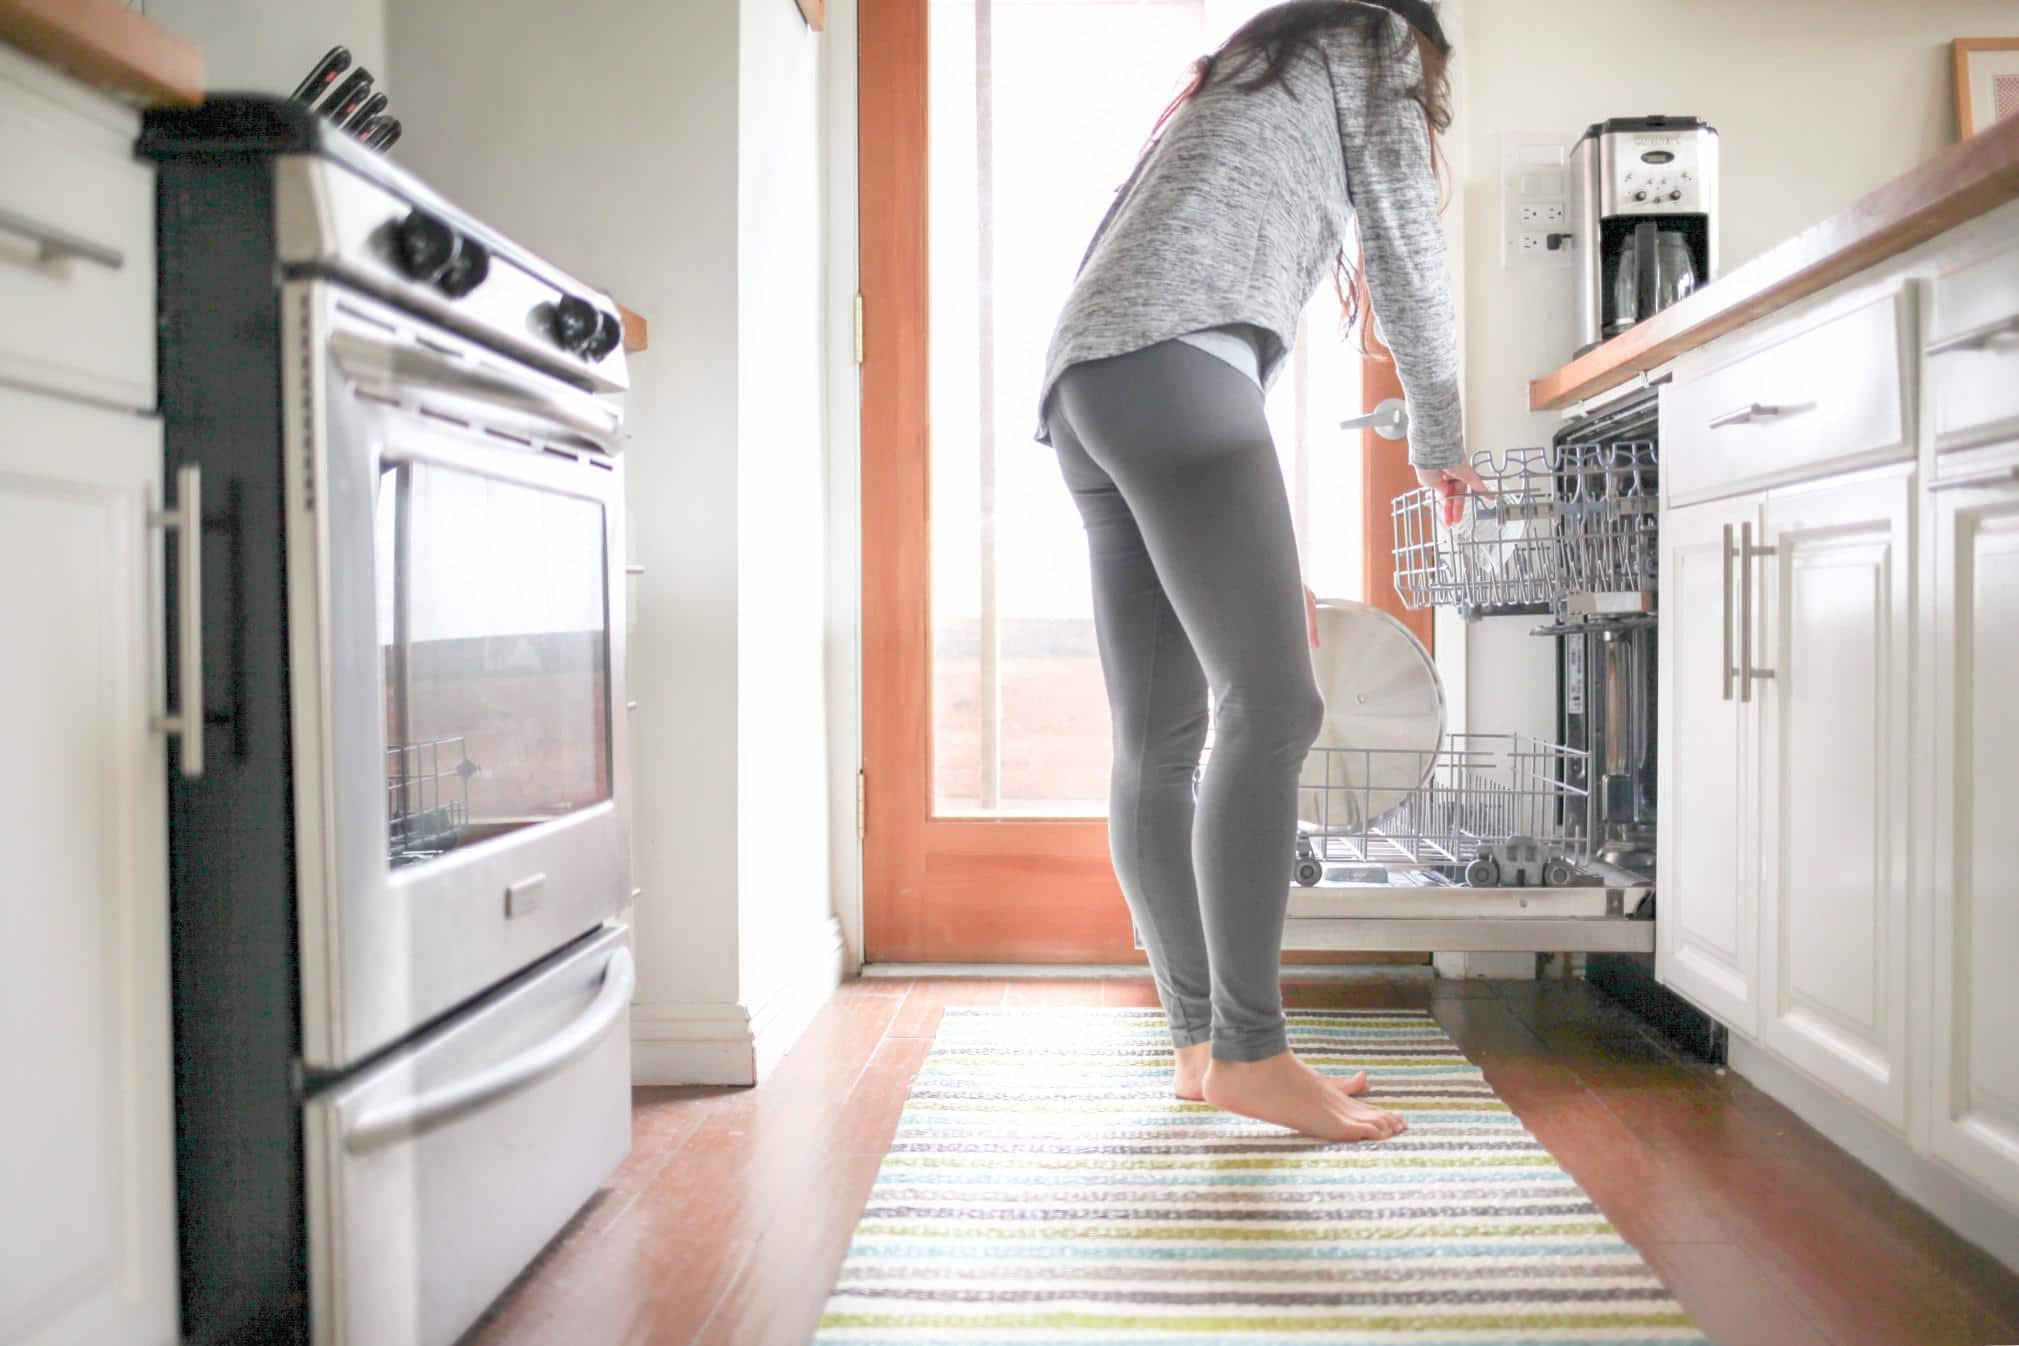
[1570,115,1719,355]
[141,97,634,1346]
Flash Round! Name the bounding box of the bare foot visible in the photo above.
[1201,1051,1408,1142]
[1172,1041,1370,1103]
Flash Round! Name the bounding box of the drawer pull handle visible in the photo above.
[1925,313,2019,357]
[0,205,125,272]
[148,466,204,778]
[1739,520,1776,701]
[1707,403,1791,430]
[343,945,635,1152]
[1928,465,2019,493]
[1721,523,1737,702]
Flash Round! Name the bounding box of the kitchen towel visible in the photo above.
[813,1006,1711,1343]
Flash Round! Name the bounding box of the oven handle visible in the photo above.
[327,326,618,444]
[342,945,635,1153]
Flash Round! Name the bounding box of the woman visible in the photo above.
[1036,0,1483,1143]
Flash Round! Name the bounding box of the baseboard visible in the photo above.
[629,916,847,1087]
[746,915,848,1080]
[629,999,756,1086]
[1728,1036,2019,1276]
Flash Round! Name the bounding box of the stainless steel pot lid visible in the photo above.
[1299,599,1446,833]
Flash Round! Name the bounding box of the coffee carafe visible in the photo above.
[1569,116,1719,356]
[1609,222,1698,338]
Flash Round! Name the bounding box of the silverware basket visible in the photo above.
[1391,439,1659,618]
[1291,733,1592,887]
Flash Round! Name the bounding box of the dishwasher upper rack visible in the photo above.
[1391,439,1659,619]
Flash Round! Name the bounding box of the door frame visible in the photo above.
[858,0,1429,963]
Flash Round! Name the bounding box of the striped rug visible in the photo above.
[814,1007,1710,1344]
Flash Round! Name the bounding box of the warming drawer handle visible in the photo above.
[1925,313,2019,358]
[0,204,125,271]
[343,945,636,1153]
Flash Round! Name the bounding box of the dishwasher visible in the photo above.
[1275,388,1662,956]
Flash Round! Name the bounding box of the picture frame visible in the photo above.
[1952,37,2019,139]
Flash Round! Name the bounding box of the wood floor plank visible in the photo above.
[1099,976,1163,1006]
[835,1034,934,1158]
[1000,977,1106,1006]
[1636,1241,1836,1346]
[691,1150,885,1346]
[885,977,1008,1036]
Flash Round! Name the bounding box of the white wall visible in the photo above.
[390,0,838,1083]
[144,0,387,95]
[736,0,844,1021]
[1447,0,1999,741]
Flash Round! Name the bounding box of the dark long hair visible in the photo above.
[1146,1,1454,350]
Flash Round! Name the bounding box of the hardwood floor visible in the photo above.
[461,975,2019,1346]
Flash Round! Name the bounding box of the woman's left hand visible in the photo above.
[1304,585,1320,649]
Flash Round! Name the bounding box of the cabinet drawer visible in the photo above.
[0,57,155,410]
[1927,241,2019,452]
[1663,293,1908,504]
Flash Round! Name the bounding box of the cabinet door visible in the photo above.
[1928,453,2019,1210]
[0,385,178,1346]
[1756,467,1913,1129]
[1657,495,1761,1035]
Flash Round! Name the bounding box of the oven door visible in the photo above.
[285,280,632,1070]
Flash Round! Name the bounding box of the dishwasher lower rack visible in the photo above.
[1391,440,1658,619]
[1287,734,1594,889]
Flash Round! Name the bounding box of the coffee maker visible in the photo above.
[1569,116,1719,356]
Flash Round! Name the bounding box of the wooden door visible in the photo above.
[1756,466,1913,1129]
[859,0,1421,962]
[0,383,179,1346]
[1656,492,1761,1034]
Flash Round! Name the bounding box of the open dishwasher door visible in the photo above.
[1277,391,1660,956]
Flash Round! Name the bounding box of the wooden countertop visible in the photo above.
[1530,112,2019,411]
[0,0,201,106]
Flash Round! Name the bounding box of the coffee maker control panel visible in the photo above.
[1602,132,1712,216]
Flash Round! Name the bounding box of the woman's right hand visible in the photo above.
[1414,461,1491,526]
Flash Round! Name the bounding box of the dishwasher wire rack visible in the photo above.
[386,734,476,866]
[1392,440,1659,618]
[1286,734,1593,887]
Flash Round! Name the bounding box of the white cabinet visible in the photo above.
[1755,467,1914,1129]
[1660,465,1916,1128]
[0,384,178,1346]
[1657,494,1762,1036]
[1926,449,2019,1210]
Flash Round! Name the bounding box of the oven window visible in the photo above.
[376,461,611,868]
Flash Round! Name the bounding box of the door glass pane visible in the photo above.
[929,0,1364,815]
[377,462,611,867]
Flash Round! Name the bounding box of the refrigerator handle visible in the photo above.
[342,946,635,1153]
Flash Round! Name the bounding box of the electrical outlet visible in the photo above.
[1517,231,1548,256]
[1519,202,1566,226]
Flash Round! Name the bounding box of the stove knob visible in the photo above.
[583,309,623,360]
[395,209,457,280]
[551,295,598,352]
[1668,190,1683,202]
[437,237,491,297]
[1632,189,1648,202]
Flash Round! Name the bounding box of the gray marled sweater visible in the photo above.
[1037,12,1462,468]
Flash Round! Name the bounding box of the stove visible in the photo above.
[141,97,634,1346]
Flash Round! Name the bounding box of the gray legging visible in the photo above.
[1046,338,1324,1064]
